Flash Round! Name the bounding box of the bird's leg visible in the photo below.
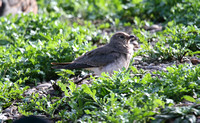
[74,74,91,84]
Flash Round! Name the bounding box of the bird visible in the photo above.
[51,32,139,76]
[0,0,37,17]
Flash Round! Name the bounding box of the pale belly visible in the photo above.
[87,53,133,76]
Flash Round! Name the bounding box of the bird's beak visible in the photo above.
[129,35,139,48]
[129,35,139,41]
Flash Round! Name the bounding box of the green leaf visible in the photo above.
[82,84,97,102]
[0,40,10,45]
[69,81,76,93]
[183,95,196,102]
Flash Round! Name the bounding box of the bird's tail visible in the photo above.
[51,62,72,69]
[51,62,93,69]
[51,62,71,65]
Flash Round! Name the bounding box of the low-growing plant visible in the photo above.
[143,25,200,62]
[151,64,200,102]
[18,69,165,122]
[0,79,29,110]
[153,102,200,123]
[0,13,98,83]
[1,0,200,122]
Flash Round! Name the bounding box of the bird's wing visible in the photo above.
[74,45,122,67]
[51,45,122,69]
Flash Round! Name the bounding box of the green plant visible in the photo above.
[1,0,200,122]
[144,25,200,62]
[0,13,97,83]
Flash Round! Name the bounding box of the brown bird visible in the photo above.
[51,32,139,76]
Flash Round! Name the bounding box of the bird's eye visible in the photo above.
[119,35,125,39]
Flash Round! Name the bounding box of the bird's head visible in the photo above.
[110,32,139,49]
